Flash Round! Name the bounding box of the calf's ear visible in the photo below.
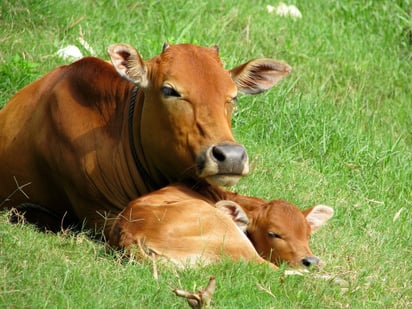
[107,43,148,87]
[215,200,249,232]
[229,59,291,94]
[302,205,334,234]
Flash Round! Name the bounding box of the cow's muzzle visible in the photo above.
[197,143,249,186]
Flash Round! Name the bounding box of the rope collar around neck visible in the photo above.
[128,86,157,190]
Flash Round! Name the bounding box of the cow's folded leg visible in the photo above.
[8,203,79,233]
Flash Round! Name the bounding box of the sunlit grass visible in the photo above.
[1,0,411,307]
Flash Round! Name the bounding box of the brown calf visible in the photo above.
[108,184,267,267]
[109,184,333,267]
[222,199,334,267]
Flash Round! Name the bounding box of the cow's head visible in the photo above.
[108,43,290,186]
[246,200,334,267]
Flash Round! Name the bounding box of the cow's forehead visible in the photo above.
[160,44,223,66]
[149,44,236,93]
[265,201,298,218]
[264,201,310,235]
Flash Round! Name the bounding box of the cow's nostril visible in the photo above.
[200,143,249,183]
[212,145,226,162]
[301,256,320,267]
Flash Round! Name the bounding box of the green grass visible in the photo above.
[1,0,411,308]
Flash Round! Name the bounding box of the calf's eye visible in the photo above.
[268,232,282,239]
[161,86,181,97]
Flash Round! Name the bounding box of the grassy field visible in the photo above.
[1,0,411,308]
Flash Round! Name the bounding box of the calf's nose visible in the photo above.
[301,256,320,267]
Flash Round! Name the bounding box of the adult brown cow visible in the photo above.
[0,43,290,234]
[109,183,333,268]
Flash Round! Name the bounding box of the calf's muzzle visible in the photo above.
[301,256,320,267]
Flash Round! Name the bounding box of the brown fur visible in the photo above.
[109,184,333,267]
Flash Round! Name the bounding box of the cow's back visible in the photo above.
[0,58,132,221]
[0,66,70,209]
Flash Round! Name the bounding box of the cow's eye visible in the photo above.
[232,96,238,103]
[161,86,180,97]
[268,232,282,239]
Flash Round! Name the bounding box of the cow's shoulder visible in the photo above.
[64,57,125,89]
[53,57,131,111]
[65,57,117,78]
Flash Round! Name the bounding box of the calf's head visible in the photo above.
[108,43,290,186]
[246,200,334,267]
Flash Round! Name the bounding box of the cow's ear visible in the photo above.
[229,59,291,94]
[302,205,334,234]
[215,200,249,232]
[107,44,148,87]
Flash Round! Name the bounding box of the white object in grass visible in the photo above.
[267,3,302,19]
[57,45,83,60]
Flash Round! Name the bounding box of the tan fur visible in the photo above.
[108,185,267,267]
[109,184,333,267]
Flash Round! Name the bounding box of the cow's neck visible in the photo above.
[127,86,158,191]
[126,86,166,195]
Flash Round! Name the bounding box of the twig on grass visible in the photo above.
[256,282,276,299]
[173,276,216,309]
[151,252,159,281]
[8,207,27,224]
